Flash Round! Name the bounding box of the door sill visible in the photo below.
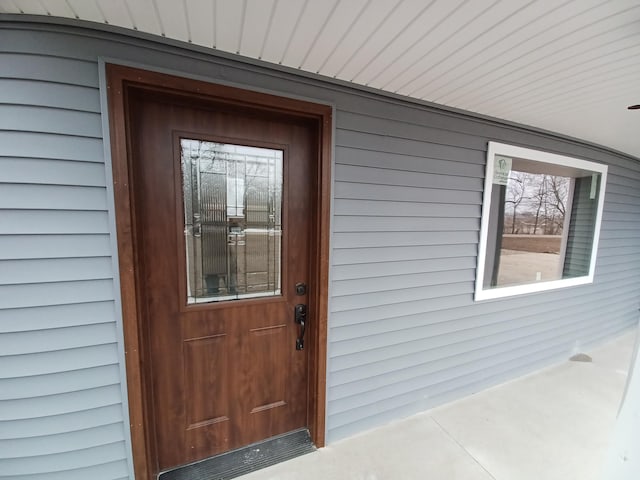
[158,429,316,480]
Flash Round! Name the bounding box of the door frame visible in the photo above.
[105,63,332,480]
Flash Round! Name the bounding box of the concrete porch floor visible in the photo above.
[242,329,637,480]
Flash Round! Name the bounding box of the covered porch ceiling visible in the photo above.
[2,0,639,159]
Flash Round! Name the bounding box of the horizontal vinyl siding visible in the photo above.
[0,184,108,210]
[0,257,113,285]
[2,443,128,477]
[0,157,107,187]
[0,301,116,332]
[0,78,101,112]
[0,131,104,161]
[328,105,640,441]
[0,20,639,478]
[0,38,128,479]
[1,404,124,440]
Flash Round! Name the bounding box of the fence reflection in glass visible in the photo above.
[181,139,283,303]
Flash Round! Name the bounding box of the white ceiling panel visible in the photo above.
[0,2,20,13]
[366,0,501,91]
[122,0,161,35]
[495,67,640,118]
[2,0,639,158]
[9,0,47,15]
[66,0,104,23]
[258,0,306,64]
[424,6,640,105]
[480,47,640,117]
[355,0,471,87]
[238,0,275,58]
[520,92,640,159]
[96,0,134,30]
[184,0,215,47]
[436,3,640,107]
[432,1,640,103]
[299,0,368,73]
[38,0,74,18]
[336,0,440,82]
[466,38,640,108]
[401,0,564,98]
[214,0,244,52]
[281,0,339,68]
[390,0,508,95]
[154,0,189,42]
[396,1,561,98]
[534,86,640,121]
[318,0,400,78]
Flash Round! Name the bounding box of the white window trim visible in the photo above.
[475,142,608,301]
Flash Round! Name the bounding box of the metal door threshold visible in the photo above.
[158,429,316,480]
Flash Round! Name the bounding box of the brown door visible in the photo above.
[128,88,316,471]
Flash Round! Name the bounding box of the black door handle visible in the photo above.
[294,304,307,350]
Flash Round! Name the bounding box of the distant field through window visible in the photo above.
[475,142,607,300]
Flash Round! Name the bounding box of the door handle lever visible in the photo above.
[294,304,307,350]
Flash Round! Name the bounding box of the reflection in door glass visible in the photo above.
[181,139,283,303]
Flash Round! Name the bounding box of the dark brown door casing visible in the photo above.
[106,65,331,479]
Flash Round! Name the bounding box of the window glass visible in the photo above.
[476,142,607,300]
[181,139,283,304]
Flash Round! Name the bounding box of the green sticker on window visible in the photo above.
[493,155,512,185]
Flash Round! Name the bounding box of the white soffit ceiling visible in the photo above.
[2,0,639,159]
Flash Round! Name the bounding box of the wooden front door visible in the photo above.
[126,84,318,472]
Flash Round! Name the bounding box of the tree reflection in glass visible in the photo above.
[180,139,283,304]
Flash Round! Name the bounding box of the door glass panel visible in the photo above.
[181,139,283,304]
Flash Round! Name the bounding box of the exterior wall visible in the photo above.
[1,18,639,479]
[0,25,130,480]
